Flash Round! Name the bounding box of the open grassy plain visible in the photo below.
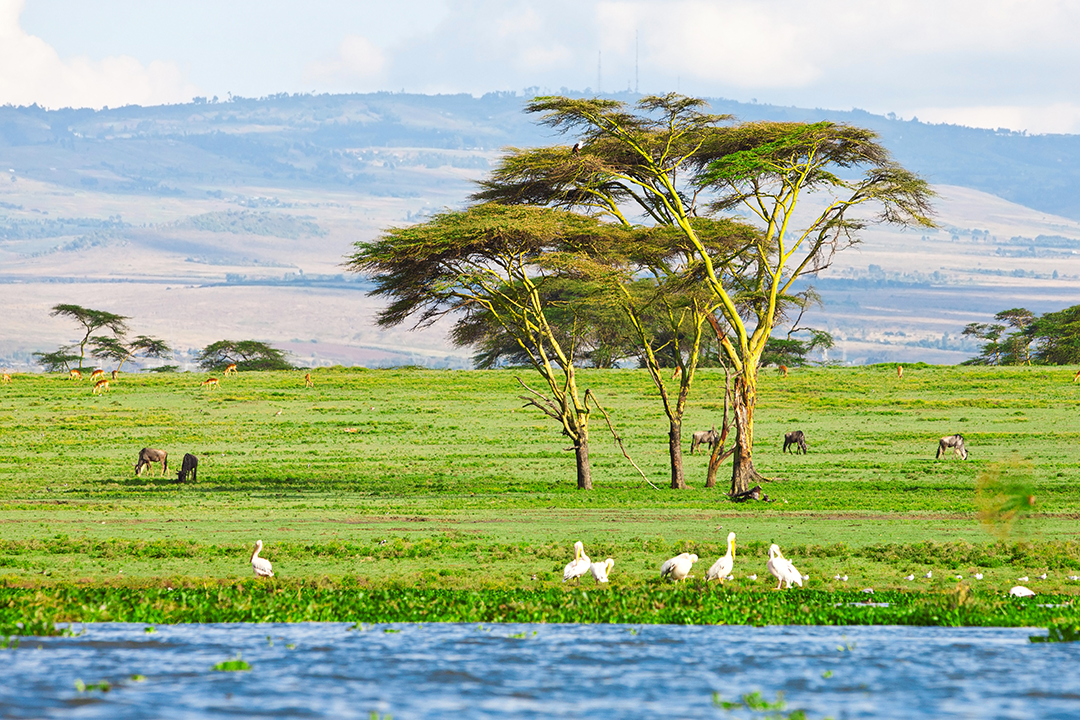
[1,364,1079,627]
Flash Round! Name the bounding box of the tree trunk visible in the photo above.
[575,435,593,490]
[729,374,765,496]
[668,422,686,489]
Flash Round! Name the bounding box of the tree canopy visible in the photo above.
[196,340,294,372]
[963,306,1080,366]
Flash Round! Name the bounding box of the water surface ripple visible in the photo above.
[5,623,1080,719]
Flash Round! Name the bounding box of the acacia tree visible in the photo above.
[475,95,934,495]
[346,203,620,490]
[48,304,129,369]
[196,340,294,371]
[90,335,172,373]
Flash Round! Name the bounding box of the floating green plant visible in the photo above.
[212,654,251,672]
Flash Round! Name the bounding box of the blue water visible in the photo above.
[4,623,1080,719]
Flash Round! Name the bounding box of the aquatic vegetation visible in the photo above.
[212,653,251,672]
[713,690,827,720]
[1030,622,1080,643]
[74,679,110,692]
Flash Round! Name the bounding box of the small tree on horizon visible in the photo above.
[48,304,129,369]
[90,335,172,373]
[195,340,295,372]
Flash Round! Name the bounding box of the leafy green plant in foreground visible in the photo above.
[1029,622,1080,643]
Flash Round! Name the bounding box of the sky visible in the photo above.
[2,0,1078,134]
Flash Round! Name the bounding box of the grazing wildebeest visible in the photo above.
[134,447,168,476]
[177,453,198,483]
[690,427,720,455]
[936,434,968,460]
[783,430,808,454]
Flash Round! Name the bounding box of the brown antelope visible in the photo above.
[111,369,119,380]
[201,377,219,389]
[92,379,110,395]
[90,369,105,382]
[1,373,10,384]
[134,447,168,476]
[224,363,238,376]
[670,366,682,381]
[897,365,904,379]
[69,369,82,380]
[305,373,314,388]
[1073,369,1080,382]
[777,365,789,377]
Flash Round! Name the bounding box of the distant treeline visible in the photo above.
[174,211,325,239]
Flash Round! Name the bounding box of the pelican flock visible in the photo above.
[706,532,736,583]
[251,540,274,578]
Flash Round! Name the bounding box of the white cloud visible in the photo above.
[0,0,197,109]
[304,35,387,89]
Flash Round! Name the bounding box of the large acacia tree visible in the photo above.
[47,304,129,370]
[347,203,624,490]
[475,94,934,495]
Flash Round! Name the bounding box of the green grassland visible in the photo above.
[1,364,1079,626]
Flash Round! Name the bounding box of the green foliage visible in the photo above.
[47,303,130,368]
[212,653,252,671]
[178,210,325,239]
[713,690,822,720]
[1030,623,1080,643]
[74,679,111,692]
[32,347,81,372]
[196,339,293,371]
[964,304,1080,366]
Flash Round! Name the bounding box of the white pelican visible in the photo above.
[590,558,614,583]
[563,541,591,584]
[766,544,802,589]
[1009,585,1035,597]
[904,574,915,581]
[251,540,274,577]
[1018,575,1029,582]
[706,532,736,583]
[660,553,698,582]
[1038,573,1047,580]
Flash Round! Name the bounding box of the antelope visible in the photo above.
[90,369,105,382]
[1,373,10,384]
[111,369,119,380]
[201,377,219,389]
[670,366,682,381]
[897,365,904,379]
[1073,369,1080,382]
[777,365,789,377]
[92,379,110,395]
[69,369,82,380]
[304,373,314,388]
[783,430,808,454]
[134,447,168,476]
[224,363,238,376]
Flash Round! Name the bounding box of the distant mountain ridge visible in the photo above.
[1,91,1079,219]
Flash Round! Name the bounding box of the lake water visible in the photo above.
[4,623,1080,719]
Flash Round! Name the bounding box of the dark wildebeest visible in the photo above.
[134,447,168,476]
[177,453,198,483]
[936,434,968,460]
[690,427,720,455]
[783,430,808,454]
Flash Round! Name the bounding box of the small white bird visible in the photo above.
[661,552,698,582]
[1038,573,1048,580]
[1069,575,1080,581]
[590,558,614,584]
[747,574,758,581]
[862,588,874,594]
[706,532,736,583]
[251,540,274,577]
[766,544,803,589]
[1018,576,1029,582]
[726,575,734,581]
[1009,585,1036,597]
[834,574,841,580]
[904,574,915,581]
[955,575,963,580]
[924,571,933,579]
[563,541,591,584]
[841,575,848,582]
[975,573,984,580]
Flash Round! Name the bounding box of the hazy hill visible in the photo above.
[1,92,1079,371]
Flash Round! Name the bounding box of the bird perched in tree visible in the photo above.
[590,558,614,583]
[660,553,698,582]
[563,541,591,584]
[706,532,736,583]
[766,544,803,589]
[251,540,274,577]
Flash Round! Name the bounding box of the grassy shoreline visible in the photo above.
[2,365,1079,628]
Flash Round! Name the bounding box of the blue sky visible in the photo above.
[3,0,1078,134]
